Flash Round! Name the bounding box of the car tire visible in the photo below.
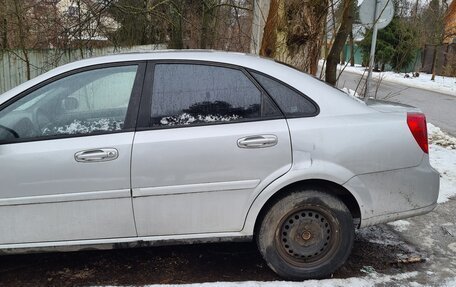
[257,189,354,280]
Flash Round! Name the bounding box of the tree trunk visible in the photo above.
[349,30,354,66]
[323,23,329,59]
[325,0,355,85]
[1,18,7,49]
[13,0,31,80]
[260,0,328,75]
[413,0,419,19]
[22,48,31,80]
[200,2,209,49]
[259,0,280,58]
[77,0,84,58]
[200,1,218,49]
[250,0,271,54]
[431,45,437,80]
[141,0,148,45]
[169,1,184,49]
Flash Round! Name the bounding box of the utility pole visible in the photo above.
[364,0,380,102]
[250,0,271,54]
[360,0,394,102]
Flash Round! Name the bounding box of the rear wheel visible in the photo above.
[257,189,354,280]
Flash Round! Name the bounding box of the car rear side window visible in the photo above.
[150,64,281,127]
[250,71,317,117]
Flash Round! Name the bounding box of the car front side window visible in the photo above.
[0,65,138,143]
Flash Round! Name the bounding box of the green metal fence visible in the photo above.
[340,44,422,73]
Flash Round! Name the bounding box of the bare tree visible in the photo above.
[9,0,33,80]
[108,0,252,51]
[421,0,449,80]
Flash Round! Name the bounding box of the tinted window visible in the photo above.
[151,64,280,127]
[0,65,138,142]
[251,71,317,117]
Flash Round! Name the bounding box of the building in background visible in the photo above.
[444,0,456,44]
[56,0,119,48]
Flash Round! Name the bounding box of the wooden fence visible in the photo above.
[0,44,166,94]
[421,43,456,76]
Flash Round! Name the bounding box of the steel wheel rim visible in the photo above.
[275,206,340,267]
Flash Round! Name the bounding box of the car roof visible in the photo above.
[0,50,371,116]
[55,50,275,71]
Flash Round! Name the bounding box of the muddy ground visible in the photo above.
[0,225,426,287]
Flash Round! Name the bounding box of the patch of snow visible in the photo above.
[430,144,456,203]
[425,123,456,203]
[340,87,365,104]
[375,72,456,96]
[428,123,456,149]
[426,123,456,203]
[159,113,241,126]
[319,60,456,96]
[448,242,456,253]
[42,118,123,135]
[100,272,420,287]
[442,277,456,287]
[387,220,411,232]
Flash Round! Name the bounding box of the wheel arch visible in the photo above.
[251,179,362,237]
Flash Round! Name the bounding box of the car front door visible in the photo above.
[131,62,292,236]
[0,63,145,245]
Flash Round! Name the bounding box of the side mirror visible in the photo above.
[63,97,79,111]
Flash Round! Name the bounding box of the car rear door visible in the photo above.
[0,62,145,245]
[131,62,292,236]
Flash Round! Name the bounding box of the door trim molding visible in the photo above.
[133,179,260,197]
[0,189,131,206]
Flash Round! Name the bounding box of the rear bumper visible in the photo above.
[359,202,437,227]
[343,155,440,228]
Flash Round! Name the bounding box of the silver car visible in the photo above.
[0,51,439,280]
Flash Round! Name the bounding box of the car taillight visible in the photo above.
[407,112,428,154]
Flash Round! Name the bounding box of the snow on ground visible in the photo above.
[428,123,456,203]
[387,220,411,232]
[428,124,456,149]
[430,144,456,203]
[377,71,456,96]
[111,272,421,287]
[320,60,456,96]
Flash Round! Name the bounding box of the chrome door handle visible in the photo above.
[237,135,278,149]
[74,148,118,162]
